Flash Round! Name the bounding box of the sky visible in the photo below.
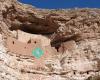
[19,0,100,9]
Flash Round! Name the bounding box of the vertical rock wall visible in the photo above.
[0,0,100,80]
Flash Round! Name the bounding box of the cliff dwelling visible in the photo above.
[6,30,57,63]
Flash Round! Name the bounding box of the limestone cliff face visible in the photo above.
[0,0,100,80]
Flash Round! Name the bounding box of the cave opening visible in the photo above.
[9,23,57,35]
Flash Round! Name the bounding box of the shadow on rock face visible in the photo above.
[86,76,100,80]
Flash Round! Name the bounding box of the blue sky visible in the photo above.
[19,0,100,9]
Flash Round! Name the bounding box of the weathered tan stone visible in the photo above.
[0,0,100,80]
[59,40,77,52]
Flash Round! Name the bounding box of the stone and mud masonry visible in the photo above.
[0,0,100,80]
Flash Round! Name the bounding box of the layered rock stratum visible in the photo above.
[0,0,100,80]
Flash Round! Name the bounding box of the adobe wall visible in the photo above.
[6,36,57,67]
[17,30,50,47]
[6,37,42,57]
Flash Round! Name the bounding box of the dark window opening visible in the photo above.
[12,41,14,44]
